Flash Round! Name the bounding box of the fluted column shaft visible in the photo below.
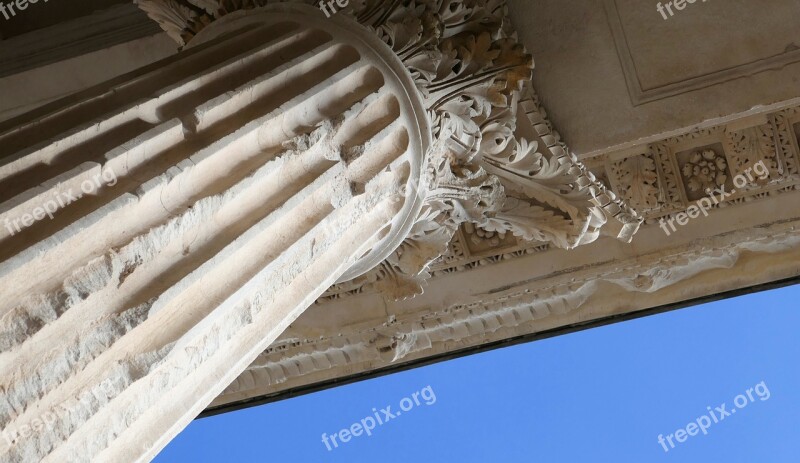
[0,6,427,462]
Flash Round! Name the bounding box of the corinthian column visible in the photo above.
[0,5,429,462]
[0,1,641,462]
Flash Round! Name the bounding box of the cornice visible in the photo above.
[215,212,800,406]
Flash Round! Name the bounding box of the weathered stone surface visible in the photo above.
[1,0,798,461]
[1,1,635,460]
[210,0,800,415]
[0,6,430,461]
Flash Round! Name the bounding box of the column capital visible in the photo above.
[137,0,643,298]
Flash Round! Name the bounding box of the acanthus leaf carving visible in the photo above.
[136,0,642,300]
[724,124,781,180]
[608,154,660,212]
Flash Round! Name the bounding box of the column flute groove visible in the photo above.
[0,5,429,462]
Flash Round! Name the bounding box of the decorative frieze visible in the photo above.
[770,107,800,178]
[724,124,781,180]
[596,105,800,222]
[607,153,661,212]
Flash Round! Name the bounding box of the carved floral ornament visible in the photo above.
[136,0,642,298]
[682,149,728,193]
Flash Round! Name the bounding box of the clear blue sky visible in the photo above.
[156,284,800,462]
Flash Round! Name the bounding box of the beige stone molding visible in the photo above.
[214,215,800,408]
[0,3,162,79]
[588,104,800,224]
[602,0,800,105]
